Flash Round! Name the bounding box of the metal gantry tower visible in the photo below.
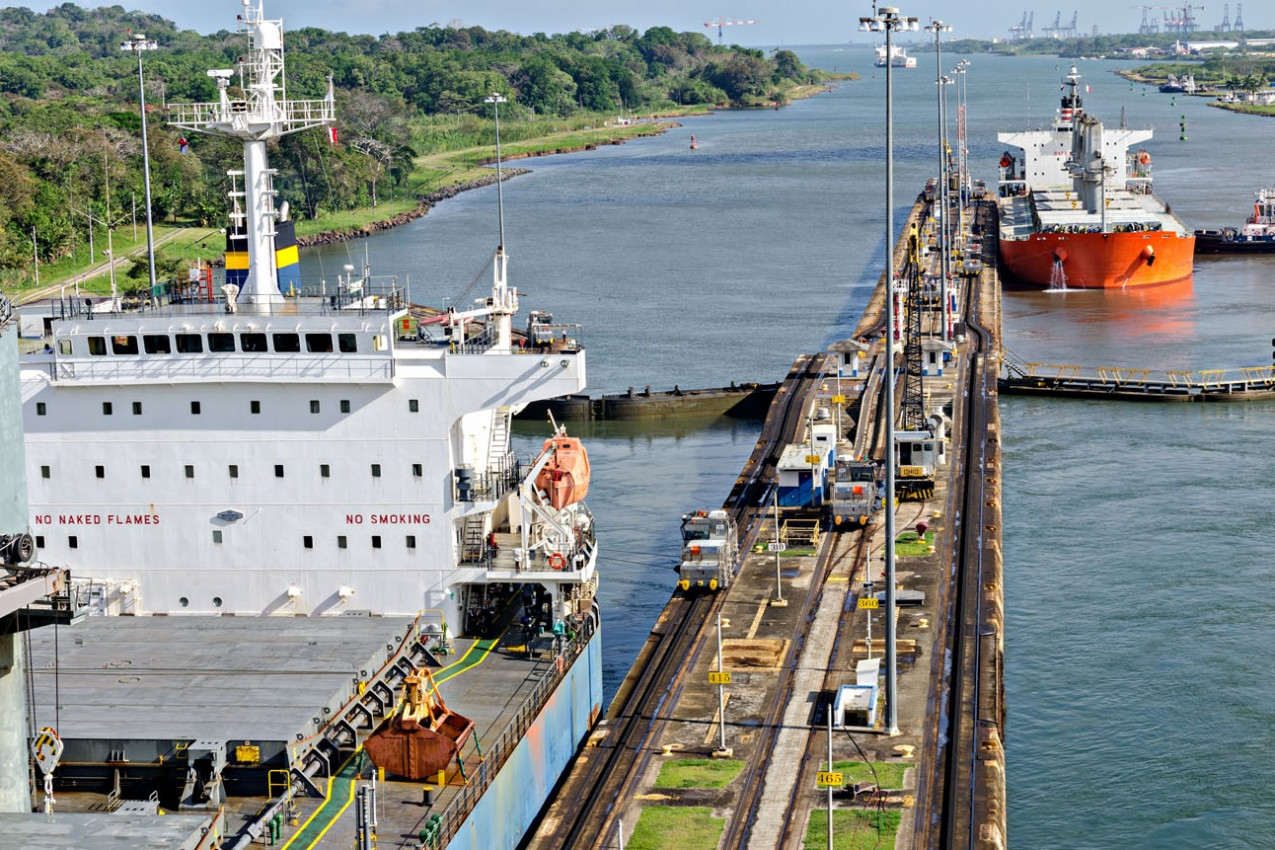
[168,0,334,309]
[1235,3,1245,30]
[900,229,927,433]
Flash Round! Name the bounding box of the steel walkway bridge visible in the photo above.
[999,351,1275,401]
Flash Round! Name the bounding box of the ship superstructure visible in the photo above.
[997,65,1194,289]
[13,3,602,848]
[874,43,917,67]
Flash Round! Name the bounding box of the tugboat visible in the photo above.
[997,65,1195,289]
[1194,188,1275,253]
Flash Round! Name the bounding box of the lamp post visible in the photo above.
[859,4,917,738]
[952,60,969,264]
[121,33,158,292]
[926,20,952,343]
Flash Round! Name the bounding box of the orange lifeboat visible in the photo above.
[364,668,474,780]
[534,431,591,510]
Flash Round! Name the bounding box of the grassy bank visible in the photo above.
[10,80,853,297]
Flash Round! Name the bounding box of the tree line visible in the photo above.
[0,4,820,275]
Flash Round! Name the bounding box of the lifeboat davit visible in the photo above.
[534,431,591,510]
[364,669,475,780]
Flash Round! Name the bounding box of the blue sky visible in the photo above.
[14,1,1263,45]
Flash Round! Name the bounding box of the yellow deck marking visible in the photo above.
[279,748,362,850]
[745,601,768,640]
[702,693,733,746]
[280,629,506,849]
[303,776,359,850]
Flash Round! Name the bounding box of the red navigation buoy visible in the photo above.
[690,134,697,150]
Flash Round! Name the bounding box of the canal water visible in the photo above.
[310,47,1275,848]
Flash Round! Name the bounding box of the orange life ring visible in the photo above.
[548,553,566,571]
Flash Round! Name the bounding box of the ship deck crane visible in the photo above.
[704,16,758,44]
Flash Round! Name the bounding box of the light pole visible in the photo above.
[121,33,158,292]
[859,4,917,738]
[952,61,969,260]
[926,20,952,343]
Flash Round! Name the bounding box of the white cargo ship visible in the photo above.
[11,3,602,848]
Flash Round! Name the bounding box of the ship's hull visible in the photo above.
[446,624,602,850]
[999,230,1195,289]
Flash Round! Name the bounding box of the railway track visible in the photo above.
[913,198,1006,847]
[528,350,830,850]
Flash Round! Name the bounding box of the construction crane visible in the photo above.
[1235,2,1244,30]
[1063,11,1079,37]
[704,16,758,45]
[1218,2,1230,30]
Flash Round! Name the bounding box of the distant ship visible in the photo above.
[1194,187,1275,253]
[874,44,917,68]
[1159,73,1196,94]
[997,65,1194,289]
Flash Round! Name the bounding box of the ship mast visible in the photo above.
[168,0,334,310]
[483,93,517,351]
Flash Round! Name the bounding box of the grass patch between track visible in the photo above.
[803,809,901,849]
[653,758,745,789]
[893,531,935,557]
[628,806,725,849]
[831,760,908,790]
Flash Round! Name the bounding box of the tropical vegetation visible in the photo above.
[0,4,828,287]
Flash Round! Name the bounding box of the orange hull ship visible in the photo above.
[999,230,1195,289]
[997,65,1194,289]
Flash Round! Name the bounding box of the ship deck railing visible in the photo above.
[428,624,594,848]
[29,351,395,384]
[35,278,408,324]
[1001,351,1275,398]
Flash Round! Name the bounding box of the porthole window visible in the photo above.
[305,333,334,353]
[143,335,171,354]
[176,334,203,353]
[272,333,300,353]
[208,333,235,353]
[111,335,139,355]
[241,333,268,352]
